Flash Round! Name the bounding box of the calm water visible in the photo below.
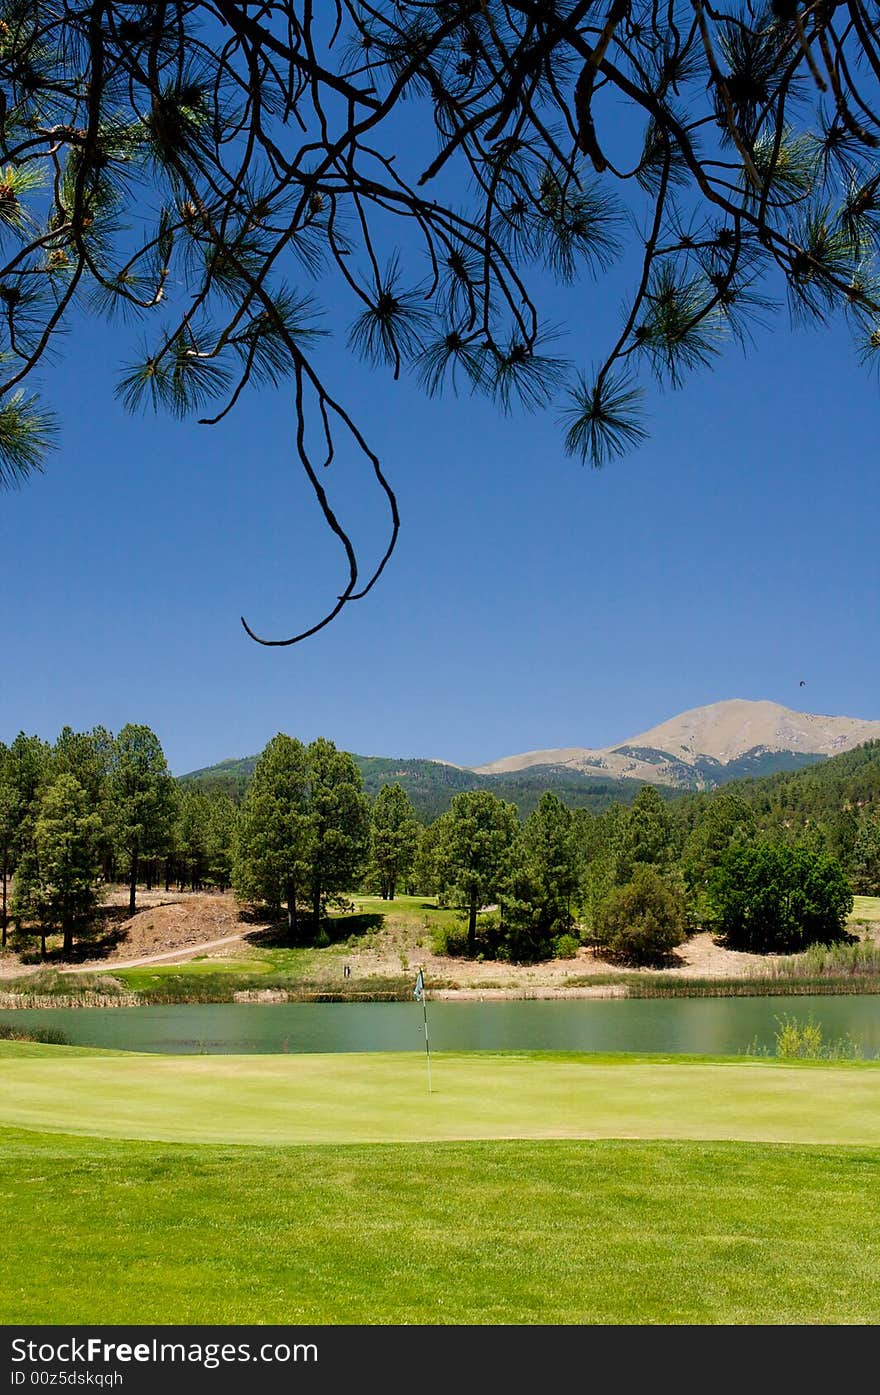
[2,996,880,1056]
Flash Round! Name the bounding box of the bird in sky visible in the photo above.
[799,680,806,687]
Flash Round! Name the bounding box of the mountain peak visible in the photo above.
[472,698,880,787]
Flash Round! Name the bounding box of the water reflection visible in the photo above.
[1,995,878,1057]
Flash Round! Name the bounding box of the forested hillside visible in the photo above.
[182,753,657,821]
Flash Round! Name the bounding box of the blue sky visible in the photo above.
[2,161,879,775]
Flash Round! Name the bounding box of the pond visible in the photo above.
[2,995,879,1056]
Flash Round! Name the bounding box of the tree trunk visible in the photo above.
[62,913,73,958]
[164,859,172,893]
[468,888,478,955]
[389,875,396,901]
[40,927,46,959]
[286,882,297,935]
[313,884,322,937]
[1,846,7,949]
[129,843,139,916]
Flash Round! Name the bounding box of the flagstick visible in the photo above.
[422,982,432,1095]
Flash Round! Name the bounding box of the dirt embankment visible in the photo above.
[2,888,877,996]
[0,889,257,980]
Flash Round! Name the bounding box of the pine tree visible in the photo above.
[4,733,50,939]
[30,775,103,957]
[110,725,176,915]
[7,5,880,644]
[851,814,880,895]
[436,791,520,955]
[0,745,14,948]
[233,735,312,931]
[616,786,676,882]
[306,739,370,934]
[370,784,420,900]
[51,726,116,879]
[519,792,578,932]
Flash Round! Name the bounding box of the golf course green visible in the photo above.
[3,1043,879,1324]
[1,1045,879,1146]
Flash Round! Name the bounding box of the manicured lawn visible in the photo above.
[1,1045,878,1147]
[112,957,274,990]
[344,893,462,927]
[852,895,880,922]
[2,1128,879,1324]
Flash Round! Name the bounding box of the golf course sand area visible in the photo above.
[2,1045,879,1147]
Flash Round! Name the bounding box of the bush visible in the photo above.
[596,867,687,966]
[552,933,581,959]
[431,922,469,957]
[709,844,853,953]
[772,1014,862,1060]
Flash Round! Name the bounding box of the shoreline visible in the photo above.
[2,977,880,1008]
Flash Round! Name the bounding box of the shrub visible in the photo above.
[773,1014,862,1060]
[552,933,581,959]
[431,922,469,957]
[595,867,687,966]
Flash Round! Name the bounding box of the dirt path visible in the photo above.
[62,933,246,974]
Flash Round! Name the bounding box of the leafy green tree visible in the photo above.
[436,791,520,955]
[233,735,312,931]
[370,783,420,900]
[850,814,880,895]
[595,866,687,966]
[709,844,854,953]
[110,725,176,915]
[305,738,370,933]
[28,775,103,956]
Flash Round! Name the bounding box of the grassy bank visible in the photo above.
[6,966,880,1005]
[0,965,424,1006]
[3,1126,879,1324]
[2,890,877,1005]
[594,974,880,998]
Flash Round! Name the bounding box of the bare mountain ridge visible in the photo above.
[473,700,880,789]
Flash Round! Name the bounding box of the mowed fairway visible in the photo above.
[3,1045,880,1324]
[3,1128,880,1324]
[1,1046,879,1147]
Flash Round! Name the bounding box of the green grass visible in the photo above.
[343,893,463,927]
[4,1045,880,1324]
[0,1040,125,1059]
[112,957,275,991]
[852,895,880,922]
[2,1128,879,1323]
[1,1046,878,1147]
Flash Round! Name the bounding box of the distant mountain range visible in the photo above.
[474,699,880,788]
[181,699,880,820]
